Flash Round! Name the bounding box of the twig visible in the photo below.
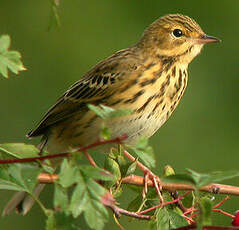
[138,191,191,215]
[172,224,239,230]
[83,151,98,167]
[123,150,164,202]
[111,206,151,220]
[212,209,235,219]
[121,175,239,196]
[0,135,127,164]
[37,173,239,196]
[123,150,156,177]
[101,192,151,220]
[213,196,230,209]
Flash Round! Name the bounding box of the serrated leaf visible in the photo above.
[0,143,39,159]
[199,197,213,226]
[46,211,81,230]
[163,165,175,177]
[57,163,109,229]
[100,124,111,140]
[84,199,108,230]
[100,104,132,118]
[0,178,24,191]
[155,207,170,230]
[186,169,239,187]
[69,183,88,218]
[154,207,187,230]
[104,156,121,188]
[125,160,137,176]
[127,194,142,212]
[88,104,108,119]
[0,35,26,78]
[88,104,132,120]
[54,184,69,212]
[128,137,155,168]
[162,173,197,185]
[58,159,78,188]
[168,210,188,228]
[9,164,41,192]
[87,178,106,199]
[45,210,55,230]
[0,164,41,193]
[0,35,10,52]
[80,165,113,181]
[117,155,132,177]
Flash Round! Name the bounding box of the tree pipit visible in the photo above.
[4,14,220,215]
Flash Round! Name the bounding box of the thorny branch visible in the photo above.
[0,135,128,164]
[1,135,239,228]
[38,173,239,196]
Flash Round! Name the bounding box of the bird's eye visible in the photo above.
[173,29,183,38]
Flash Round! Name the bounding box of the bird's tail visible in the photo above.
[3,184,45,216]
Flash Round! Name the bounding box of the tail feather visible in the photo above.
[3,184,45,216]
[2,191,26,216]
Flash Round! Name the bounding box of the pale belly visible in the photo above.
[108,111,169,145]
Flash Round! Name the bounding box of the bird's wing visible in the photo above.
[27,48,140,137]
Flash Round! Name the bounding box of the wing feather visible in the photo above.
[27,48,140,137]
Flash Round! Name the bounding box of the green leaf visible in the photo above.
[186,169,239,187]
[54,184,69,212]
[0,143,39,159]
[125,160,137,176]
[58,159,78,188]
[69,183,88,218]
[162,173,197,185]
[163,169,239,188]
[104,156,121,188]
[84,199,108,230]
[0,178,24,191]
[127,194,142,212]
[57,160,109,229]
[100,104,132,118]
[46,211,81,230]
[199,197,213,226]
[0,164,41,193]
[0,35,10,52]
[163,165,175,177]
[88,104,109,119]
[168,210,188,228]
[87,178,106,199]
[153,207,188,230]
[128,137,156,168]
[155,207,170,230]
[45,210,55,230]
[0,35,26,78]
[100,123,111,140]
[80,165,113,181]
[88,104,132,120]
[116,155,132,177]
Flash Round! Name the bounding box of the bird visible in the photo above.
[3,14,220,215]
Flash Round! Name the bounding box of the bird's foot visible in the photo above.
[123,150,163,203]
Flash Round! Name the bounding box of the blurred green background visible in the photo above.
[0,0,239,229]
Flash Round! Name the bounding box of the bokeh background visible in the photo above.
[0,0,238,229]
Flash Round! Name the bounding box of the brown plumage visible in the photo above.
[3,14,220,215]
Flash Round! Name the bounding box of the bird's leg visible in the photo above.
[123,150,163,203]
[84,151,98,167]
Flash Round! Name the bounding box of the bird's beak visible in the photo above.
[196,34,221,44]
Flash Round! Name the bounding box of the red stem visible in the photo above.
[138,191,191,215]
[0,135,128,164]
[213,196,230,209]
[212,209,235,219]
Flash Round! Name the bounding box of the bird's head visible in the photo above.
[138,14,220,64]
